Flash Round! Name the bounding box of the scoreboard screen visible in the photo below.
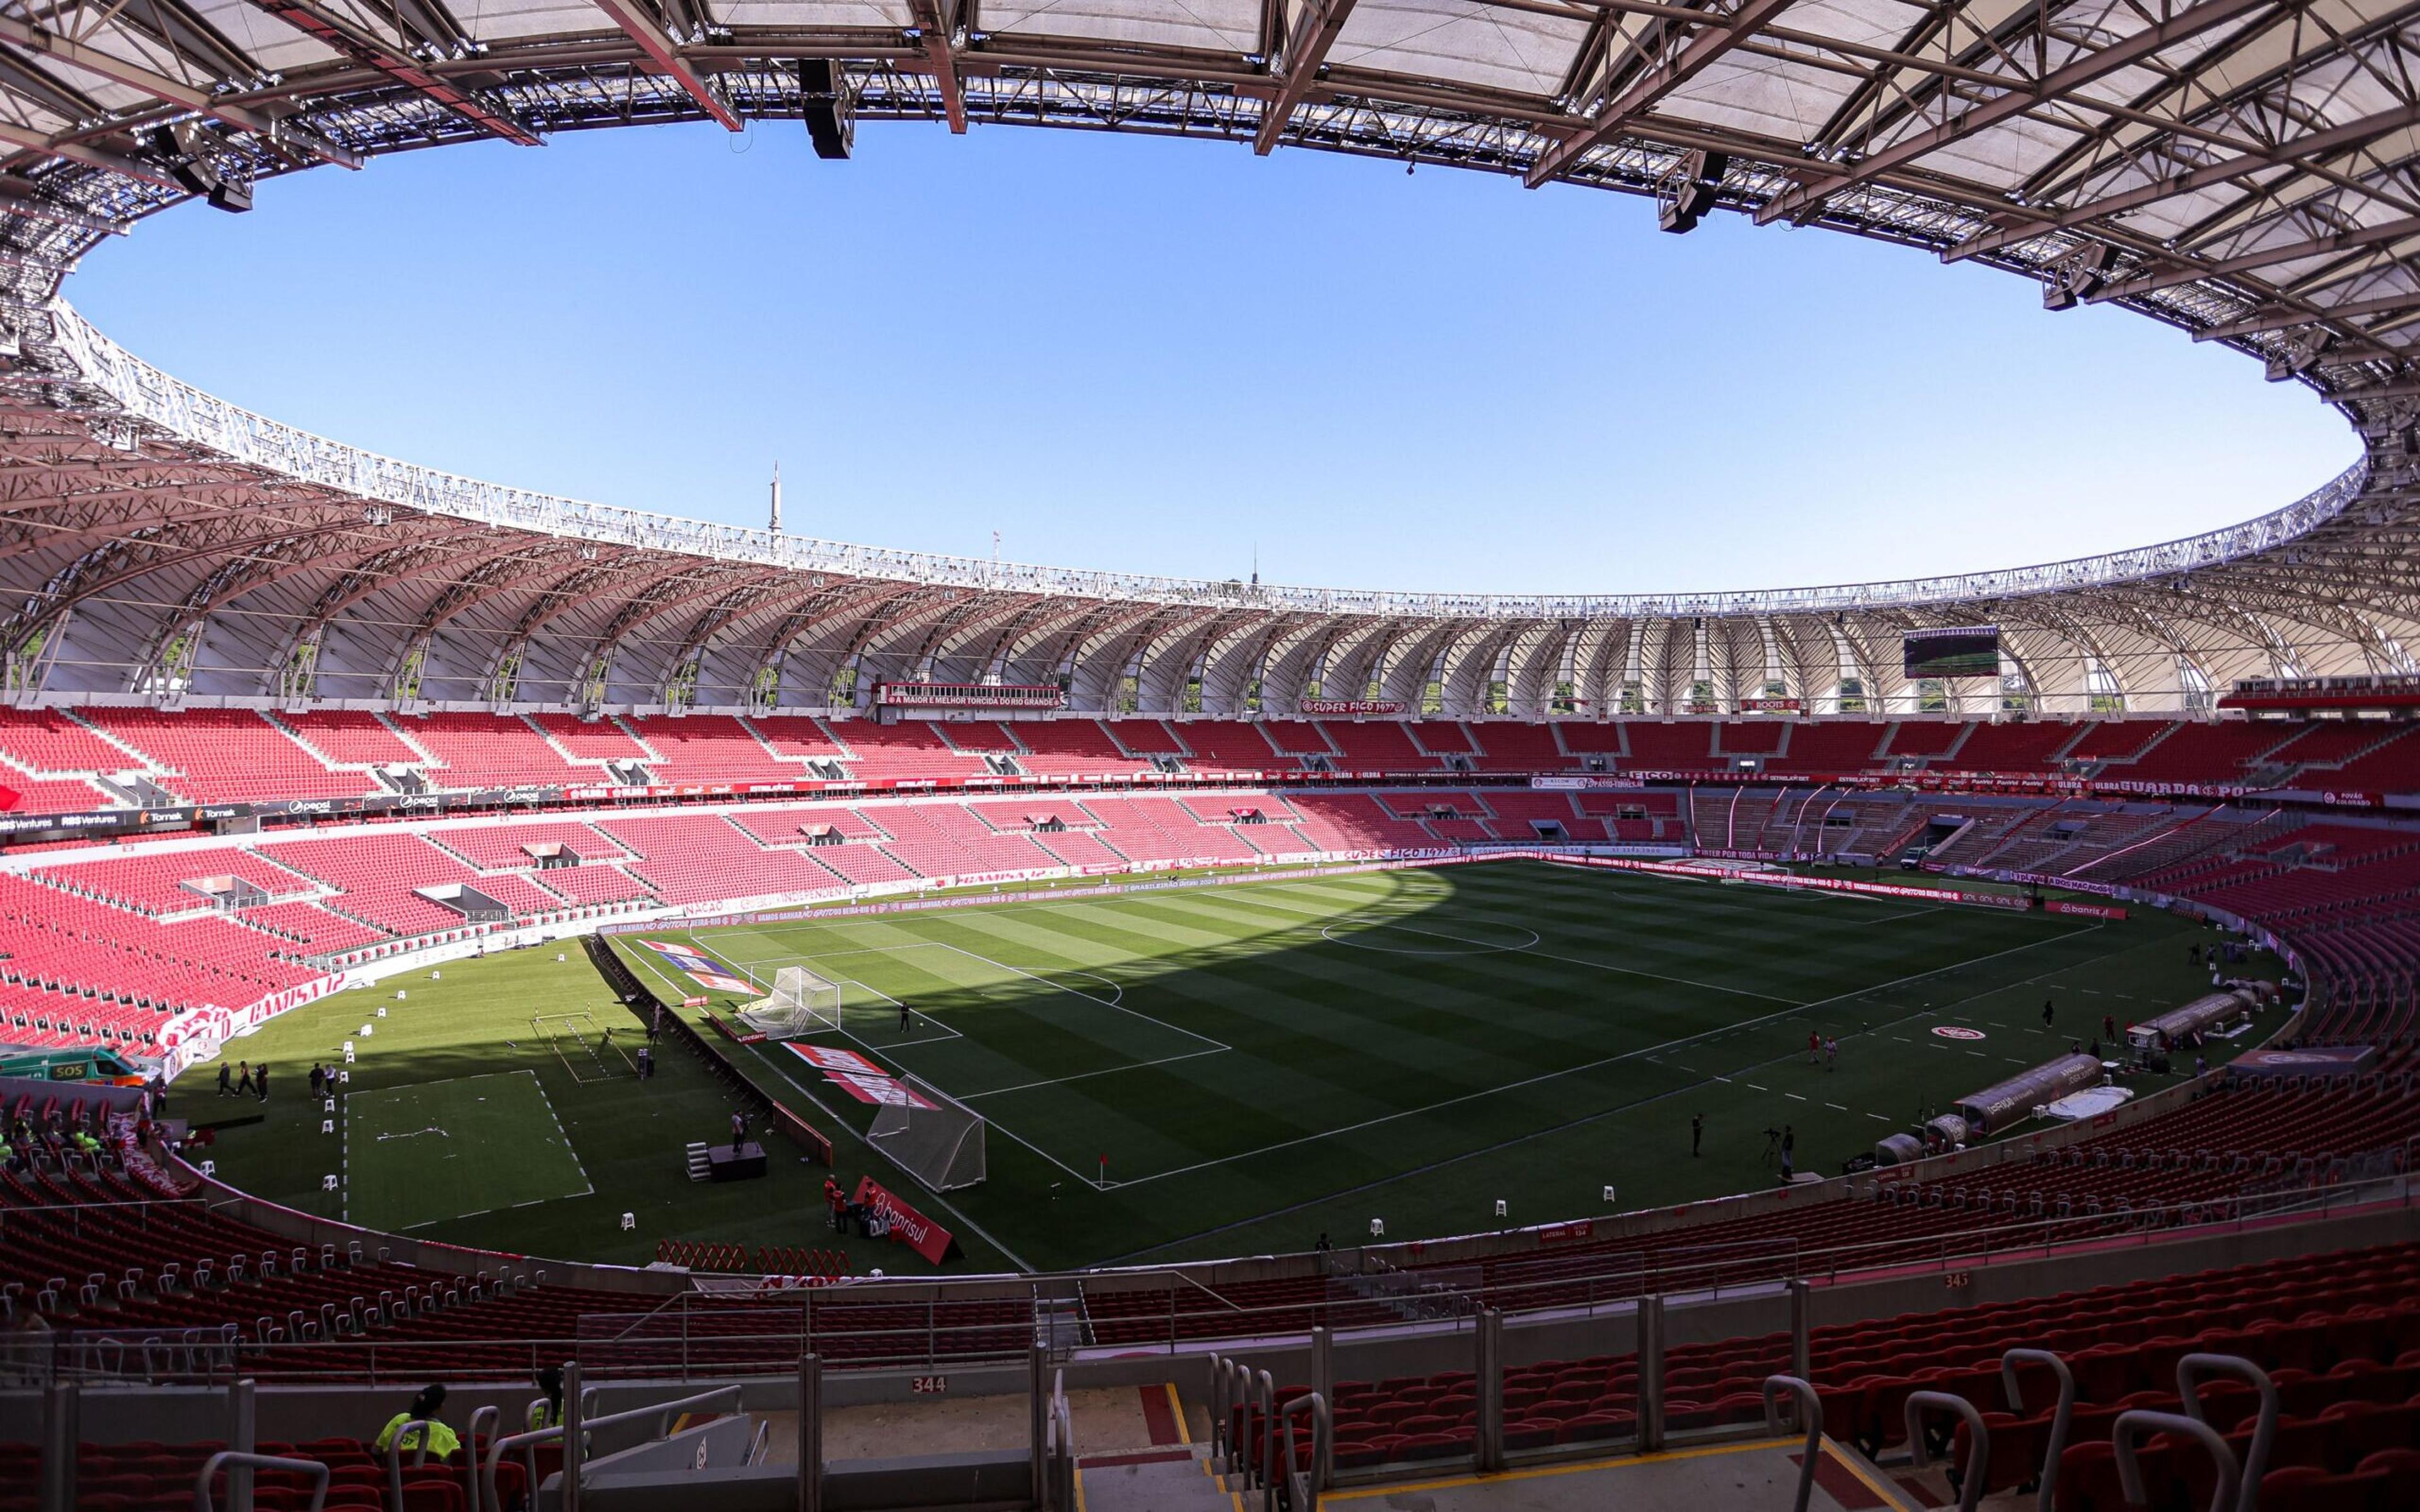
[1904,626,2001,679]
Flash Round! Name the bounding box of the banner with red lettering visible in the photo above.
[851,1176,960,1264]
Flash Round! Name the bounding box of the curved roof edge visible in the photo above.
[50,302,2375,621]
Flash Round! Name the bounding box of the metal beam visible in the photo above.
[584,0,741,130]
[240,0,541,146]
[2194,289,2420,343]
[0,178,130,236]
[0,123,182,191]
[1754,0,2281,227]
[1255,0,1359,154]
[907,0,967,133]
[1948,103,2420,264]
[2090,214,2420,304]
[0,19,362,169]
[1526,0,1799,187]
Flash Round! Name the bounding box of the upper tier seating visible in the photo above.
[528,713,654,765]
[816,721,993,782]
[0,707,145,776]
[1465,722,1572,772]
[274,710,423,767]
[0,712,2412,813]
[1318,721,1441,772]
[1942,719,2083,772]
[386,714,580,789]
[1103,719,1187,756]
[1009,721,1157,778]
[1168,721,1290,772]
[1765,722,1888,774]
[81,709,367,804]
[749,716,852,765]
[618,715,798,783]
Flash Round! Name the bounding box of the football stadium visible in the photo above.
[3,2,2420,1509]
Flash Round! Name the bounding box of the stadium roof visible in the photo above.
[0,0,2414,716]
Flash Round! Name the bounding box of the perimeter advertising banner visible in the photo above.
[851,1175,960,1264]
[637,939,752,993]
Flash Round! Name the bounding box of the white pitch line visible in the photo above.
[960,1046,1230,1101]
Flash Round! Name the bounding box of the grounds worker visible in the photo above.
[375,1385,461,1460]
[527,1366,566,1431]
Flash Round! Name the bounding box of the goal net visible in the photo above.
[868,1074,987,1190]
[735,966,843,1040]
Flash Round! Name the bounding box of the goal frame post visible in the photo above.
[866,1072,987,1191]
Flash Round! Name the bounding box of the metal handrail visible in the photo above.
[195,1453,326,1512]
[384,1418,450,1512]
[1248,1368,1276,1494]
[1761,1377,1822,1512]
[2000,1349,2073,1512]
[1903,1391,1987,1512]
[2176,1353,2276,1512]
[2114,1409,2238,1512]
[462,1406,498,1512]
[1275,1391,1330,1512]
[479,1383,742,1512]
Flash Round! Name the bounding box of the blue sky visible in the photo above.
[70,119,2352,597]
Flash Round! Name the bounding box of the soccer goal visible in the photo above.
[735,966,844,1040]
[867,1074,988,1190]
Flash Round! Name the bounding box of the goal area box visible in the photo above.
[736,966,843,1040]
[868,1074,987,1191]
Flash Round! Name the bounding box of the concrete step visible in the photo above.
[1075,1449,1242,1512]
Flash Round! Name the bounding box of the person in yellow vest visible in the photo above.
[374,1385,461,1460]
[527,1366,565,1431]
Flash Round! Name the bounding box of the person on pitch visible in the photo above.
[1691,1112,1704,1157]
[730,1109,748,1152]
[899,1000,913,1034]
[1779,1125,1796,1181]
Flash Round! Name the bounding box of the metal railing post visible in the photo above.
[2000,1349,2073,1512]
[37,1382,76,1512]
[2115,1410,2237,1512]
[1310,1326,1332,1407]
[1475,1309,1504,1474]
[1638,1294,1666,1453]
[228,1378,256,1512]
[1761,1377,1821,1512]
[1253,1370,1277,1512]
[797,1353,822,1512]
[1788,1278,1811,1382]
[1276,1392,1330,1512]
[561,1360,584,1512]
[2176,1353,2275,1512]
[1903,1391,1988,1512]
[463,1407,498,1512]
[196,1453,327,1512]
[1029,1345,1048,1511]
[383,1420,441,1512]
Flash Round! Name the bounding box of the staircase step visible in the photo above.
[1075,1450,1239,1512]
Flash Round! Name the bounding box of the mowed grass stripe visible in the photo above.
[666,861,2245,1269]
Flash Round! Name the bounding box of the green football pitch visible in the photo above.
[616,859,2274,1273]
[344,1070,591,1230]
